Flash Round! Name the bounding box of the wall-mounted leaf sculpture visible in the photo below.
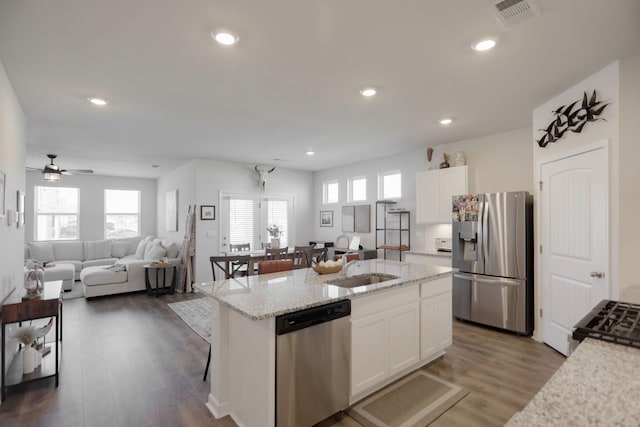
[537,90,609,148]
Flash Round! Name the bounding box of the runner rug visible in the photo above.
[348,371,469,427]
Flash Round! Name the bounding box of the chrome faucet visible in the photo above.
[341,251,360,276]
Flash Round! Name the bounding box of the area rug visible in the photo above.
[167,297,211,343]
[348,371,469,427]
[62,280,84,300]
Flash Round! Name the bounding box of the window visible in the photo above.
[323,180,339,204]
[348,176,367,202]
[222,193,294,251]
[105,189,140,238]
[35,186,79,241]
[379,170,402,199]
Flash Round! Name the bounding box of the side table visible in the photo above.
[144,264,177,296]
[1,280,63,401]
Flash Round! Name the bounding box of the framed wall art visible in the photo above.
[165,189,179,231]
[320,211,333,227]
[0,170,5,218]
[201,205,215,220]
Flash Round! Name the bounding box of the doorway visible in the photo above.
[540,142,609,355]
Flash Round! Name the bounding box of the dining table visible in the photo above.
[222,248,296,275]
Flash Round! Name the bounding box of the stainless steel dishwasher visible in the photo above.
[275,300,351,427]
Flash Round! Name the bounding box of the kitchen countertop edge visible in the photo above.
[196,260,454,321]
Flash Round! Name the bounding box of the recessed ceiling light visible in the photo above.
[212,31,239,46]
[360,87,377,97]
[438,118,453,125]
[88,97,108,106]
[306,151,315,156]
[151,164,159,168]
[471,38,496,52]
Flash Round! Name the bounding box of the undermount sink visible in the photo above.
[325,273,399,288]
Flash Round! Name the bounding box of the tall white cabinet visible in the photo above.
[416,166,468,223]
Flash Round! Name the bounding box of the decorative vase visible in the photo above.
[454,151,466,166]
[270,238,280,249]
[23,346,35,374]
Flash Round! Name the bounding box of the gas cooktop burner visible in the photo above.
[573,300,640,349]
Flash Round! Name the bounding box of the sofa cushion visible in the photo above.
[81,265,127,287]
[144,241,166,260]
[112,236,144,256]
[84,240,112,260]
[161,240,179,258]
[52,259,83,273]
[28,242,55,263]
[53,241,84,261]
[111,241,130,258]
[82,258,118,269]
[135,239,149,259]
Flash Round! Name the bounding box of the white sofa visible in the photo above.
[25,236,181,298]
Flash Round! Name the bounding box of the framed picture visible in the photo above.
[320,210,333,227]
[0,170,5,218]
[165,189,179,231]
[201,205,215,220]
[16,190,25,228]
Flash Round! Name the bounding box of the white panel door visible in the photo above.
[541,146,608,355]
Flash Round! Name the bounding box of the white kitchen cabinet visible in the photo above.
[350,285,420,398]
[416,166,468,223]
[387,302,420,376]
[351,313,387,396]
[420,277,453,360]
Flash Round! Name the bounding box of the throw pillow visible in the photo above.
[144,241,166,260]
[135,239,148,259]
[161,240,179,258]
[27,242,55,263]
[111,242,129,258]
[83,240,112,260]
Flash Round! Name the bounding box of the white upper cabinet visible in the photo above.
[416,166,468,223]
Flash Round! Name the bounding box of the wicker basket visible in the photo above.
[312,264,342,275]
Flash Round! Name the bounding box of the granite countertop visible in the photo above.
[405,250,452,258]
[195,259,453,320]
[506,338,640,426]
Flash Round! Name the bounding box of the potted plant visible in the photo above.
[266,224,282,248]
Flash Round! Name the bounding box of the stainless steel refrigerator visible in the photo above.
[451,191,533,335]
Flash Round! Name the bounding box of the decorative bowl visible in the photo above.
[313,264,342,275]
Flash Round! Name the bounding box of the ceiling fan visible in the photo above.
[27,154,94,181]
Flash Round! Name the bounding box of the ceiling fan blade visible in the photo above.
[26,166,42,172]
[61,169,94,175]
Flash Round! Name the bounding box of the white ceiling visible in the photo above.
[1,0,639,178]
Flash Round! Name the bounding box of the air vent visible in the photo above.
[490,0,540,28]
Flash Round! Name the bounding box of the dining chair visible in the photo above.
[210,254,251,281]
[293,245,314,269]
[228,243,251,276]
[303,247,328,267]
[335,235,350,249]
[265,246,288,260]
[205,254,251,381]
[258,259,294,275]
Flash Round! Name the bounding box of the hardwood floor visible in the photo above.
[0,291,565,427]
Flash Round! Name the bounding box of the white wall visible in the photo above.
[0,59,26,398]
[532,60,623,340]
[312,126,533,253]
[157,159,315,284]
[618,53,640,294]
[25,172,157,241]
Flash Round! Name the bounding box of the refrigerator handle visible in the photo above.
[515,197,520,278]
[482,198,488,268]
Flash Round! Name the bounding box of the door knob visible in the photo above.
[590,271,605,278]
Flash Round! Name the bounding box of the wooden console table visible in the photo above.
[1,280,63,401]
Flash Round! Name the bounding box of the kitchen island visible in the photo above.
[196,259,454,427]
